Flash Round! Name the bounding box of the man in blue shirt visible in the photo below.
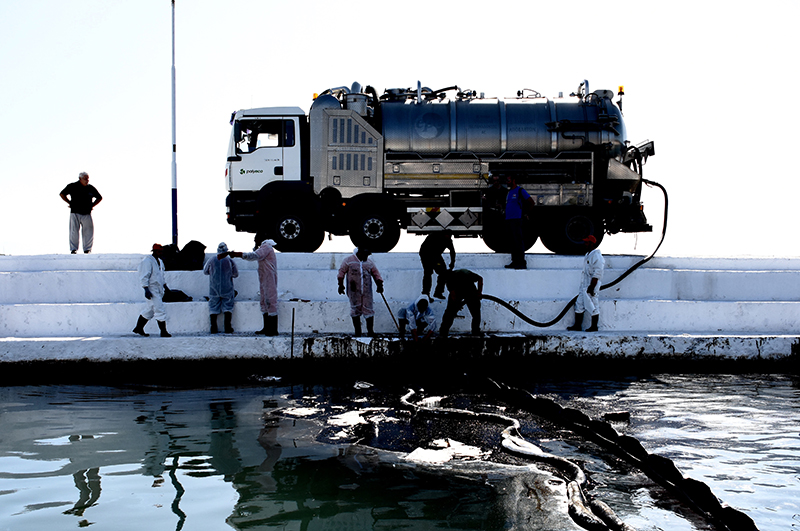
[504,176,534,269]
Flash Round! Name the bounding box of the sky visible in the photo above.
[1,0,798,258]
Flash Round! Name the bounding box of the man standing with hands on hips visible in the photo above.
[59,172,102,254]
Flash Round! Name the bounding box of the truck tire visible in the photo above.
[482,218,538,253]
[540,211,604,255]
[271,211,324,252]
[349,211,400,253]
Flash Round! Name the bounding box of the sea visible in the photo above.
[0,373,797,531]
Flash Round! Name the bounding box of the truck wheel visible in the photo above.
[350,212,400,253]
[482,218,538,253]
[540,212,603,255]
[271,212,324,252]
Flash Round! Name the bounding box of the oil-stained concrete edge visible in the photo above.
[1,333,798,363]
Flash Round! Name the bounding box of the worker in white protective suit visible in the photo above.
[337,248,384,337]
[204,242,238,334]
[567,235,605,332]
[397,296,436,341]
[133,243,171,337]
[230,237,278,335]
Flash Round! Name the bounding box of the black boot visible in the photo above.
[266,315,278,336]
[224,312,234,333]
[210,314,219,334]
[351,317,362,337]
[366,317,375,337]
[255,313,269,335]
[157,320,171,338]
[398,319,408,340]
[567,312,584,331]
[133,315,149,337]
[586,315,600,332]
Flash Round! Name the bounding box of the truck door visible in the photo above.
[228,117,300,191]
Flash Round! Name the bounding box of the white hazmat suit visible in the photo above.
[397,296,437,336]
[338,250,383,317]
[204,243,238,314]
[139,254,167,321]
[241,239,278,316]
[575,248,605,316]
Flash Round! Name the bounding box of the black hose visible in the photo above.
[481,178,668,328]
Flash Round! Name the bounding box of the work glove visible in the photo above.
[338,284,345,295]
[144,287,152,300]
[376,280,384,294]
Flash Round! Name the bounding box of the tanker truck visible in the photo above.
[225,80,655,254]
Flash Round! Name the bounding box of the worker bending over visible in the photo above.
[439,269,483,337]
[397,296,437,341]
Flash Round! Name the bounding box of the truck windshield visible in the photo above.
[236,119,295,153]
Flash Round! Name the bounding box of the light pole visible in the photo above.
[170,0,178,247]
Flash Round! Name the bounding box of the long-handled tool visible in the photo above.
[380,292,401,333]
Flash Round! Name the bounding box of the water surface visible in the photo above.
[0,375,796,530]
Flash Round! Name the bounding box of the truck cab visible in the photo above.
[226,107,305,189]
[226,107,317,245]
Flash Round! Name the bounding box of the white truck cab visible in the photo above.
[226,107,305,191]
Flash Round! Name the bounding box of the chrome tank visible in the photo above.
[381,96,626,157]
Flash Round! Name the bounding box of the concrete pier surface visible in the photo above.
[1,252,799,366]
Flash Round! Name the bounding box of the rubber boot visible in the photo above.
[351,317,362,337]
[255,313,269,335]
[133,315,149,337]
[366,317,375,337]
[210,314,219,334]
[266,315,278,336]
[398,319,408,340]
[586,314,600,332]
[567,312,584,331]
[157,320,171,338]
[224,312,234,333]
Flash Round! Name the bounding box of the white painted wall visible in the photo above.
[2,253,800,337]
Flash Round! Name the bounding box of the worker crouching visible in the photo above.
[398,296,436,341]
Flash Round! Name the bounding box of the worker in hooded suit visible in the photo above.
[204,242,238,333]
[567,235,605,332]
[230,236,278,335]
[337,248,384,337]
[133,243,171,338]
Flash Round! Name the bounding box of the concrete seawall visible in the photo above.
[1,252,799,365]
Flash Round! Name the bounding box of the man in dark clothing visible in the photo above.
[439,269,483,337]
[419,230,455,300]
[59,172,102,254]
[504,176,534,269]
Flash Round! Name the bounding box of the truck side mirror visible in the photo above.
[227,155,242,162]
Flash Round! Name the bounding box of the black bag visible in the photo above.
[162,240,206,271]
[179,240,206,271]
[163,286,192,303]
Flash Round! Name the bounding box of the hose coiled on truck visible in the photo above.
[481,178,668,328]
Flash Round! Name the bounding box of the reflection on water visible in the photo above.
[0,375,797,531]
